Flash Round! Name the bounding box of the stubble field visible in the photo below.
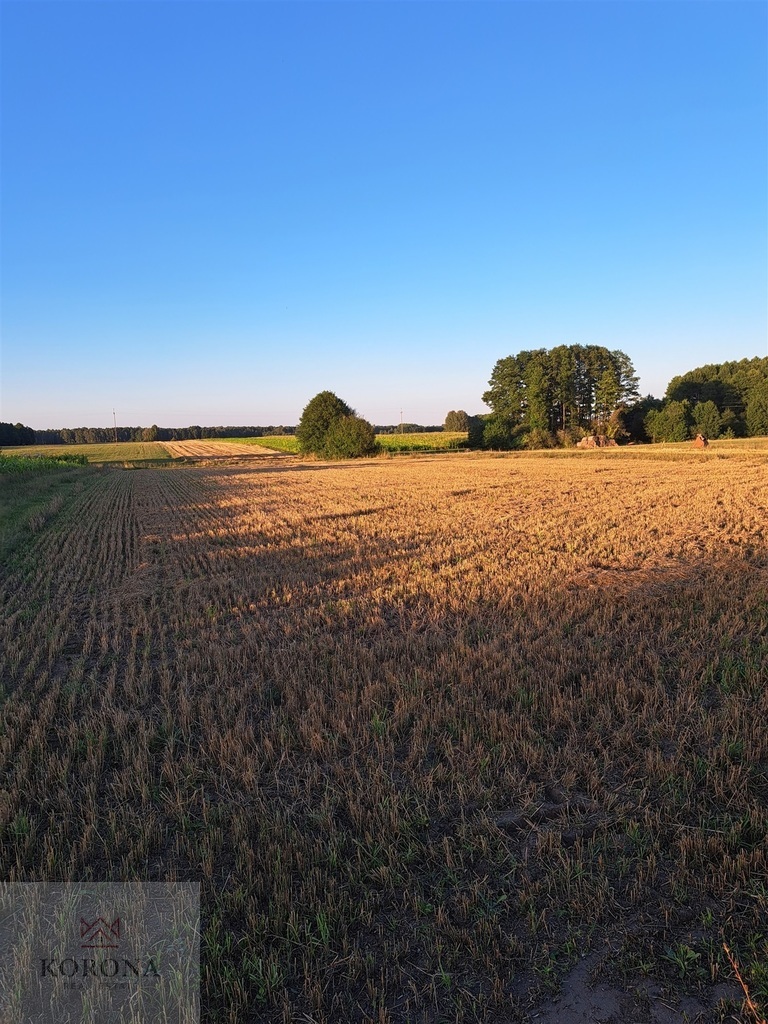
[1,449,766,1023]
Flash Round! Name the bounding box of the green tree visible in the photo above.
[322,416,377,459]
[746,381,768,437]
[645,400,693,442]
[483,354,527,423]
[482,415,519,450]
[692,401,722,439]
[467,414,487,448]
[719,408,746,438]
[296,391,353,455]
[623,396,662,442]
[444,410,469,431]
[549,345,577,432]
[666,357,768,415]
[611,349,641,408]
[594,368,621,431]
[0,422,35,445]
[523,357,550,434]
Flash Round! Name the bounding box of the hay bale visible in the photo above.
[576,435,618,448]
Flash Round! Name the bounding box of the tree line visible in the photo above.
[4,354,766,453]
[448,352,767,449]
[1,423,297,446]
[1,420,448,447]
[644,357,768,441]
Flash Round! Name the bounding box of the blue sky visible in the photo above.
[2,1,766,429]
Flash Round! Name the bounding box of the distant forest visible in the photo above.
[2,355,766,449]
[0,423,294,446]
[0,421,443,447]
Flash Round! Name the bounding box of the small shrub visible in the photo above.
[322,416,377,459]
[482,416,519,450]
[556,429,579,448]
[525,428,555,450]
[296,392,353,455]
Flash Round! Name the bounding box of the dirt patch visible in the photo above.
[163,440,286,458]
[523,953,744,1023]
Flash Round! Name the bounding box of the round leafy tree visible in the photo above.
[323,415,377,459]
[296,391,353,455]
[444,409,469,432]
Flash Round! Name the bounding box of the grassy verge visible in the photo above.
[0,457,97,562]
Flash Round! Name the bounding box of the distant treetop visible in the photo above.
[444,410,469,432]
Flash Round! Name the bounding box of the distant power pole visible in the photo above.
[400,408,403,434]
[113,409,118,443]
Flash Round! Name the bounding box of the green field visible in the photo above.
[0,453,88,472]
[3,442,173,463]
[0,455,95,560]
[376,431,468,452]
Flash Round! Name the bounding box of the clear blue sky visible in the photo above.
[2,1,766,429]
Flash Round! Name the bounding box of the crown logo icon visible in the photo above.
[80,917,121,949]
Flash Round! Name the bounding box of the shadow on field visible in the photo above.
[224,458,389,474]
[39,467,764,1024]
[158,531,764,1021]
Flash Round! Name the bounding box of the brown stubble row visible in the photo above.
[1,451,766,1023]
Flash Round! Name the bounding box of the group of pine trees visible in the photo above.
[471,352,767,448]
[475,345,640,449]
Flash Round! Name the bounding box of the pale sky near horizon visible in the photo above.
[2,1,766,430]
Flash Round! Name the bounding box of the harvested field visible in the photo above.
[163,440,288,459]
[1,450,766,1023]
[191,436,302,454]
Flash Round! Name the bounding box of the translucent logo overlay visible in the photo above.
[0,881,200,1023]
